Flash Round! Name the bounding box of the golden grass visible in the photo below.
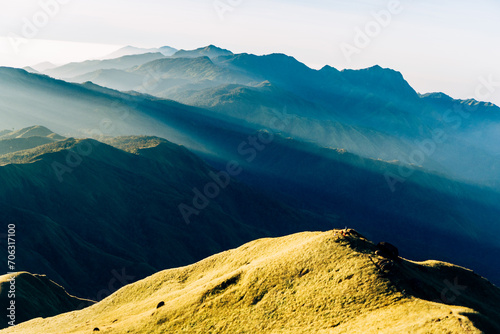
[2,230,499,333]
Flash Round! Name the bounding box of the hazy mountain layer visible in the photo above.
[3,230,499,333]
[0,67,256,153]
[43,53,166,80]
[30,61,57,72]
[103,45,178,59]
[63,51,500,184]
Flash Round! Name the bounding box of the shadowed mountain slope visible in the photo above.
[0,135,330,298]
[201,132,500,286]
[3,230,499,333]
[0,272,93,329]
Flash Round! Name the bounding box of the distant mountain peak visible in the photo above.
[319,65,339,72]
[420,92,454,100]
[103,45,178,59]
[341,65,418,99]
[22,66,40,74]
[204,44,220,49]
[172,45,233,59]
[343,64,395,74]
[221,52,310,71]
[202,44,232,52]
[31,61,58,72]
[265,52,298,60]
[421,92,500,110]
[158,45,178,55]
[368,64,383,70]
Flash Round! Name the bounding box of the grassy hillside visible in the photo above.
[0,272,93,329]
[3,230,499,333]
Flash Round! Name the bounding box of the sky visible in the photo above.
[0,0,499,105]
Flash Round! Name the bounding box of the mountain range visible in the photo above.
[33,47,500,185]
[1,44,500,331]
[2,57,500,286]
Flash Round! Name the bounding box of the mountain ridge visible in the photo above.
[3,230,499,333]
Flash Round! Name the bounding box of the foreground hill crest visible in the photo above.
[4,230,499,333]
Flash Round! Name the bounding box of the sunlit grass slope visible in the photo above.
[3,230,499,333]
